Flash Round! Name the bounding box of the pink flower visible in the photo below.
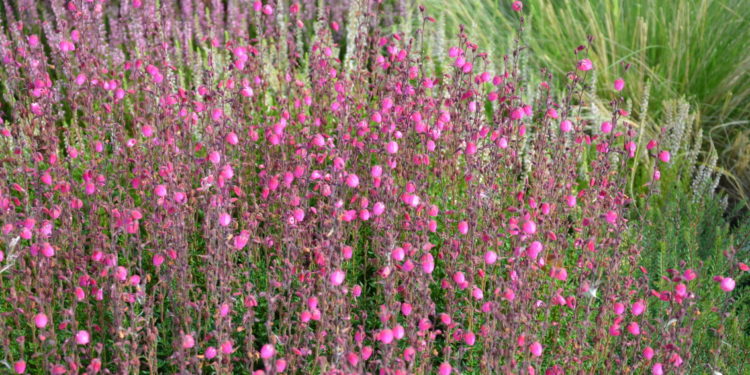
[401,302,413,316]
[658,150,671,163]
[605,211,618,224]
[205,347,217,359]
[627,322,640,335]
[614,78,625,91]
[234,230,250,250]
[550,267,568,281]
[560,119,573,132]
[522,220,537,234]
[472,287,484,300]
[458,221,469,235]
[675,283,687,297]
[226,132,239,145]
[260,344,275,359]
[464,331,476,345]
[421,253,435,274]
[512,1,523,12]
[141,125,154,137]
[346,174,360,188]
[577,59,593,71]
[631,300,646,316]
[221,340,233,354]
[75,330,90,345]
[720,277,736,292]
[154,184,167,197]
[330,270,346,286]
[292,208,305,223]
[275,358,287,372]
[378,328,394,344]
[511,107,524,120]
[643,346,654,360]
[182,334,195,349]
[600,121,613,134]
[527,241,543,259]
[484,251,498,265]
[453,272,466,284]
[41,242,55,257]
[651,363,664,375]
[683,268,697,281]
[34,313,48,328]
[386,141,399,154]
[211,108,223,121]
[14,360,26,374]
[529,341,543,357]
[438,363,452,375]
[59,40,75,52]
[565,195,577,207]
[219,213,231,227]
[391,247,405,261]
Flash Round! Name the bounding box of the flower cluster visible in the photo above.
[0,1,745,374]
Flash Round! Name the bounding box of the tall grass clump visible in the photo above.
[0,1,747,374]
[422,0,750,203]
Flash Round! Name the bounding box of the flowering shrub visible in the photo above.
[0,1,747,374]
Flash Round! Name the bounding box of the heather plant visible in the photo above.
[0,1,747,375]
